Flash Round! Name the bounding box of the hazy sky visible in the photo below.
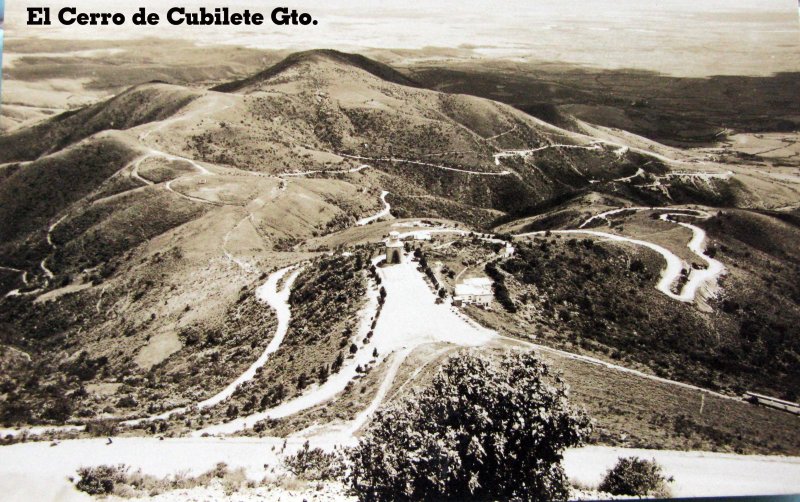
[4,0,799,76]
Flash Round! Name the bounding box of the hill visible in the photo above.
[212,49,421,93]
[0,84,201,163]
[0,49,798,467]
[0,135,142,266]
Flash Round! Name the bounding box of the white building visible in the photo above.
[454,277,493,306]
[385,231,404,264]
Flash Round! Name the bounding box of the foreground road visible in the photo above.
[1,437,799,501]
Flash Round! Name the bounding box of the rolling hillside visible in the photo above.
[0,50,797,471]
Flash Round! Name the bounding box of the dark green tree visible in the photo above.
[348,351,591,501]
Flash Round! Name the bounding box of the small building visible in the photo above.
[454,277,493,306]
[385,231,404,264]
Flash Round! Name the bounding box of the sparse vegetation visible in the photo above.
[2,42,799,499]
[492,234,800,398]
[283,441,344,480]
[74,462,253,497]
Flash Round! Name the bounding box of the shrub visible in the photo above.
[85,418,120,437]
[42,396,73,422]
[283,441,344,481]
[74,462,252,497]
[75,464,129,495]
[347,350,591,501]
[598,456,673,497]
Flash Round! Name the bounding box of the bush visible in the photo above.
[347,351,591,501]
[283,441,344,481]
[85,418,120,437]
[75,464,129,495]
[598,457,673,497]
[74,462,252,497]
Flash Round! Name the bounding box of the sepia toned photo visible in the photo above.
[0,0,799,500]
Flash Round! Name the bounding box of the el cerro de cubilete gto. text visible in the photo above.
[27,7,317,26]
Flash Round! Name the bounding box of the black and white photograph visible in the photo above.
[0,0,799,500]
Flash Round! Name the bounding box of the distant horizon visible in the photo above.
[3,0,799,77]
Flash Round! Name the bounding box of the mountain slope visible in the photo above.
[0,135,141,255]
[0,84,201,163]
[0,49,796,442]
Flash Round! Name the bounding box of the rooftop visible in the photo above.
[455,277,493,297]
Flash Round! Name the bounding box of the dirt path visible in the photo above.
[130,155,156,186]
[0,266,303,436]
[194,273,381,436]
[280,164,369,177]
[127,149,229,207]
[356,190,391,226]
[497,335,737,402]
[612,167,645,183]
[123,266,302,426]
[574,207,725,304]
[3,246,795,500]
[338,152,512,176]
[221,213,258,271]
[0,265,28,287]
[485,124,518,141]
[2,435,797,501]
[197,251,497,436]
[36,213,70,281]
[493,142,602,165]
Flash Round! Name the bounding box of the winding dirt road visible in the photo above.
[123,266,302,426]
[356,190,391,226]
[532,207,725,304]
[339,152,512,176]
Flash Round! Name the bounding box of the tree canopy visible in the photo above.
[348,350,592,501]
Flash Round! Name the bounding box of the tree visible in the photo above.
[347,351,591,501]
[332,352,345,372]
[350,343,358,354]
[318,365,330,383]
[297,372,308,390]
[225,404,239,419]
[372,348,379,358]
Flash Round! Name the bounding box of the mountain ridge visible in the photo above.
[211,49,422,93]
